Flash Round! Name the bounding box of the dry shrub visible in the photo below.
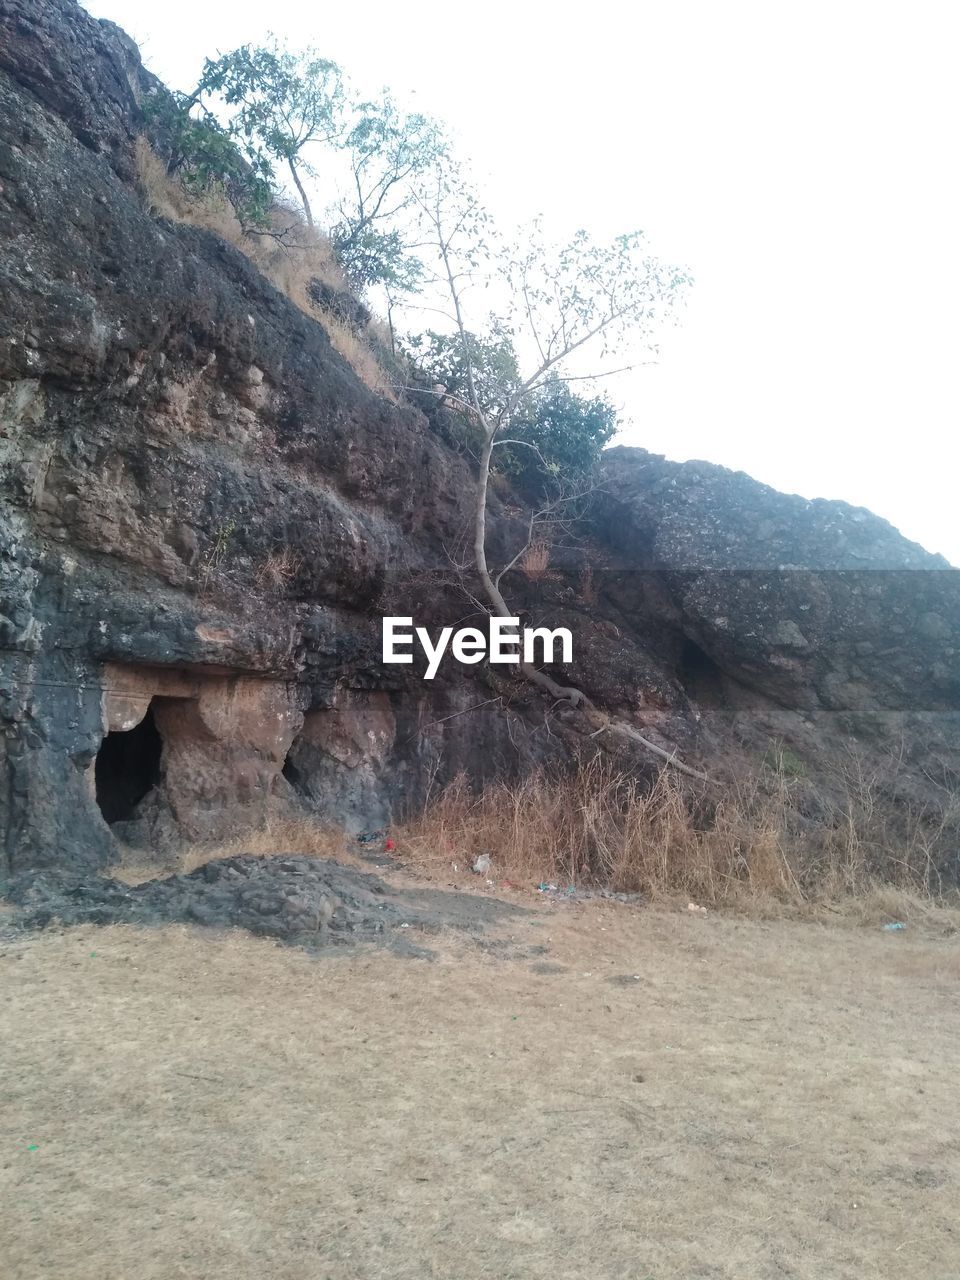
[398,754,960,916]
[114,815,345,884]
[135,134,250,244]
[199,815,342,862]
[521,539,551,581]
[254,547,304,595]
[488,471,513,498]
[134,134,184,221]
[133,137,392,397]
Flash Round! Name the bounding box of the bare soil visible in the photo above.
[1,885,959,1279]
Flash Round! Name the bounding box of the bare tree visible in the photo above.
[414,171,711,781]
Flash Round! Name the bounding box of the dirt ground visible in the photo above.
[2,891,959,1280]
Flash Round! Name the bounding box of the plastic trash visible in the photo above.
[472,853,492,875]
[882,921,907,931]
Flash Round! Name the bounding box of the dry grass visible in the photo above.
[194,815,344,863]
[133,137,393,397]
[317,309,396,400]
[253,547,304,596]
[2,902,959,1279]
[112,816,346,884]
[398,757,960,923]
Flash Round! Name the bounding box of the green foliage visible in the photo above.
[196,42,344,232]
[142,91,273,228]
[412,176,688,500]
[332,99,445,291]
[331,224,424,293]
[763,743,808,779]
[196,41,443,291]
[406,327,522,416]
[503,375,618,490]
[505,226,691,367]
[409,331,617,482]
[197,43,343,169]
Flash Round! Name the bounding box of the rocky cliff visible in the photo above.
[2,0,958,881]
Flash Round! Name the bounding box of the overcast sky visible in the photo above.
[83,0,960,564]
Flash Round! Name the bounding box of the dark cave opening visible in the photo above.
[677,636,726,703]
[95,702,164,824]
[281,751,302,788]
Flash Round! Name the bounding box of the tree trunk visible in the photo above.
[472,428,712,782]
[288,157,314,230]
[473,431,588,707]
[435,212,711,781]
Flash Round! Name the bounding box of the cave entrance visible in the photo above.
[678,636,726,703]
[95,701,164,824]
[282,751,303,788]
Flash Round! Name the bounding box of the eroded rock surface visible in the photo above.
[2,854,532,958]
[1,0,958,885]
[599,447,959,717]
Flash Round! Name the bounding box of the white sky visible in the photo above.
[83,0,960,564]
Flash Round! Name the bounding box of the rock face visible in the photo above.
[1,0,958,880]
[597,448,959,717]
